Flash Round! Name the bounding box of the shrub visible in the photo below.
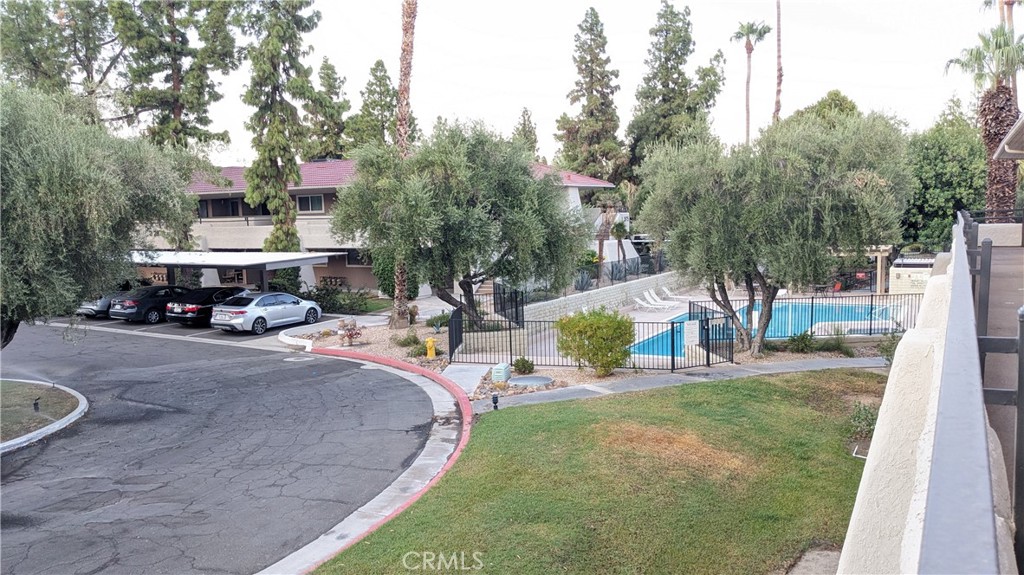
[850,402,879,440]
[512,356,535,375]
[787,331,815,353]
[624,258,640,276]
[815,329,855,357]
[573,270,592,292]
[578,249,599,269]
[305,279,346,314]
[605,261,626,282]
[394,329,420,347]
[269,267,302,294]
[408,305,419,325]
[878,331,902,365]
[408,342,427,357]
[337,286,373,314]
[763,339,785,353]
[555,308,634,376]
[372,251,420,300]
[427,311,450,329]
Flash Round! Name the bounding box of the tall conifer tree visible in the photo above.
[346,60,418,150]
[626,0,724,176]
[111,0,242,146]
[512,107,540,160]
[242,0,320,252]
[554,7,625,183]
[302,57,351,160]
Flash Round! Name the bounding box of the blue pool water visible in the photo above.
[631,301,894,357]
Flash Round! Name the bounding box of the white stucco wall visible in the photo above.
[979,223,1023,247]
[524,272,682,322]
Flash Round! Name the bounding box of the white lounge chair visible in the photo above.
[645,289,680,308]
[634,297,672,311]
[660,287,689,301]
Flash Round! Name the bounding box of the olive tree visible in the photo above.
[0,85,198,349]
[639,110,914,355]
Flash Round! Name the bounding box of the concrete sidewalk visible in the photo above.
[440,357,889,415]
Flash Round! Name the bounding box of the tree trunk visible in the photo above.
[390,0,418,329]
[979,85,1020,222]
[1,317,20,350]
[395,0,417,159]
[708,277,753,352]
[749,270,780,357]
[390,255,411,329]
[430,276,485,327]
[745,41,753,145]
[773,0,783,123]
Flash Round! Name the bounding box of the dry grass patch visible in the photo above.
[596,421,750,478]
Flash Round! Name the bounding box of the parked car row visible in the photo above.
[76,286,323,334]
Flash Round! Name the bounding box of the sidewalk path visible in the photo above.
[452,357,888,414]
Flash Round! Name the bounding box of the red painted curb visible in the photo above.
[308,348,473,565]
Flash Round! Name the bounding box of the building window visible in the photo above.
[198,200,208,219]
[297,195,324,213]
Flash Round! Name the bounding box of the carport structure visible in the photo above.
[130,251,334,291]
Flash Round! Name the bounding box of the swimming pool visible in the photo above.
[631,299,905,357]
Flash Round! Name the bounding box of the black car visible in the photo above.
[109,286,191,323]
[166,286,249,326]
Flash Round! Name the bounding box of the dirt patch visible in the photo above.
[595,421,750,478]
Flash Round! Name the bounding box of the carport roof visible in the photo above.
[995,116,1024,159]
[130,251,334,271]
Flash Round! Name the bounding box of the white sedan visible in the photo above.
[211,292,322,335]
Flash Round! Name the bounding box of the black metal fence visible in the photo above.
[689,292,924,338]
[447,307,733,371]
[509,253,669,304]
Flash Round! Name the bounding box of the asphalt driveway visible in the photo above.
[0,324,434,575]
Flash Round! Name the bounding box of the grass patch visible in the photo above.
[360,298,393,314]
[1,380,79,441]
[318,369,884,575]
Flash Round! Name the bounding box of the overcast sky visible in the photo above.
[205,0,999,168]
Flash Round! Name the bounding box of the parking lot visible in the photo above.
[1,322,431,575]
[62,312,346,345]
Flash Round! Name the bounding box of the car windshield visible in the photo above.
[221,296,254,307]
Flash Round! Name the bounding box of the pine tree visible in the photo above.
[347,59,418,150]
[626,0,724,176]
[512,107,539,160]
[302,57,351,161]
[111,0,242,146]
[242,0,320,252]
[554,7,625,183]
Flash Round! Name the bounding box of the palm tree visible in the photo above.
[610,221,628,264]
[390,0,418,328]
[732,21,772,145]
[948,24,1024,218]
[773,0,783,123]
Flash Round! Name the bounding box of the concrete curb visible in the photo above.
[0,380,89,455]
[257,349,472,575]
[278,326,313,352]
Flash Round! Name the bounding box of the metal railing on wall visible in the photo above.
[511,254,670,304]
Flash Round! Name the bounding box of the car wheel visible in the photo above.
[251,317,267,335]
[304,309,318,324]
[144,309,162,324]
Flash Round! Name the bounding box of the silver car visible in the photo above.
[75,292,126,318]
[210,292,322,335]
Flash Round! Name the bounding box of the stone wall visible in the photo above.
[524,272,684,322]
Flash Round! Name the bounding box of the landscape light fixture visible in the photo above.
[492,393,499,411]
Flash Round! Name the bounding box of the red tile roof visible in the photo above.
[189,160,613,193]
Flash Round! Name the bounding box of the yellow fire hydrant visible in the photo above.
[425,337,436,359]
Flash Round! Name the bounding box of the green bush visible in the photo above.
[850,403,879,440]
[426,311,450,328]
[337,286,373,313]
[763,340,786,353]
[394,329,420,347]
[269,267,302,294]
[555,308,634,377]
[408,342,444,358]
[512,356,535,375]
[787,331,815,353]
[304,279,346,314]
[372,251,419,300]
[815,330,855,357]
[878,331,902,365]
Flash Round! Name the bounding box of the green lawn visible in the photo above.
[360,298,393,314]
[1,380,79,441]
[318,369,883,575]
